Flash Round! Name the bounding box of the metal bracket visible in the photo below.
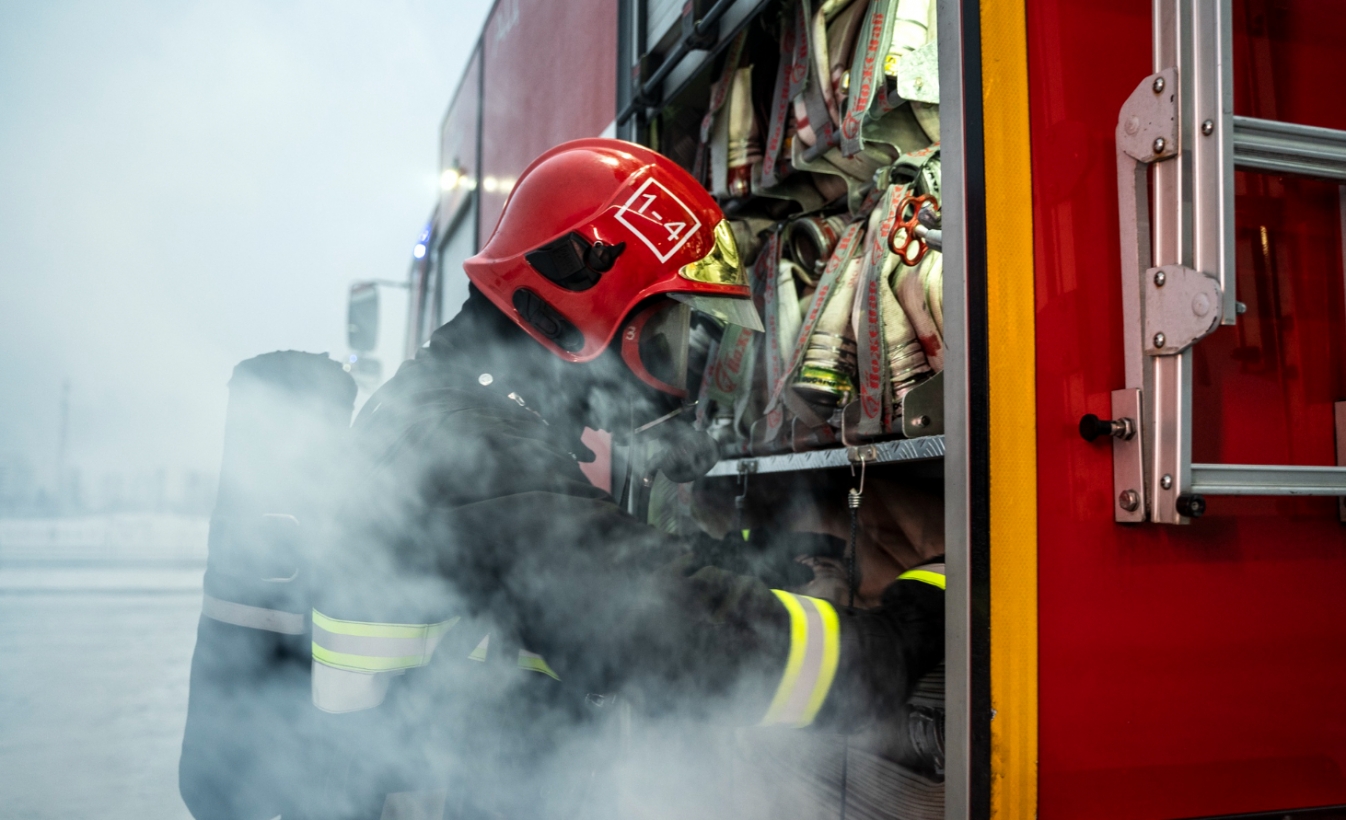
[1144,264,1223,355]
[902,372,946,437]
[1111,388,1145,523]
[847,444,878,464]
[1117,68,1179,164]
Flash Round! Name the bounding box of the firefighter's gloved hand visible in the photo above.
[644,418,720,483]
[824,567,945,731]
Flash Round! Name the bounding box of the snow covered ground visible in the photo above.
[0,515,207,819]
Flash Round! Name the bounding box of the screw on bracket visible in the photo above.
[1118,489,1140,512]
[1152,76,1166,93]
[1153,332,1166,348]
[1154,270,1166,287]
[1153,137,1167,154]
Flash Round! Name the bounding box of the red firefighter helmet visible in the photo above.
[464,138,761,395]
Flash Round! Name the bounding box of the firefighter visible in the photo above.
[305,138,944,819]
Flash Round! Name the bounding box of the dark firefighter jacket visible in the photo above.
[304,291,944,819]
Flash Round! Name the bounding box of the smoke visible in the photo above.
[176,303,945,820]
[0,0,489,500]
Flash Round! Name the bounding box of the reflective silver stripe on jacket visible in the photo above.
[201,594,305,635]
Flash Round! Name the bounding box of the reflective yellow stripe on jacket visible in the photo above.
[466,635,561,680]
[517,649,561,681]
[310,610,459,673]
[760,590,840,729]
[898,562,946,590]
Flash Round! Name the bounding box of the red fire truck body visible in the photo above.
[382,1,1346,817]
[1032,3,1346,817]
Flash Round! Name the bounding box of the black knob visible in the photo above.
[1079,414,1106,441]
[1079,414,1135,442]
[1176,494,1206,519]
[1078,414,1112,442]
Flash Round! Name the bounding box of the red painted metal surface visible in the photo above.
[1027,1,1346,817]
[478,0,618,249]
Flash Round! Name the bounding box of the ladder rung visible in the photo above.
[1190,463,1346,496]
[1232,116,1346,183]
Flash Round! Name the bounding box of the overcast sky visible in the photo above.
[0,0,494,495]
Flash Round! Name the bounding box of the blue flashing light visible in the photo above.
[412,221,432,260]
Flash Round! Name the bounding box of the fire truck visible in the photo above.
[345,0,1346,817]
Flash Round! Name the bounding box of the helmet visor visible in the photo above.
[679,220,745,286]
[621,300,691,397]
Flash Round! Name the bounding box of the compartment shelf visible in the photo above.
[705,435,946,477]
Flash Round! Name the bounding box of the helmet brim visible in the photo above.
[669,292,764,332]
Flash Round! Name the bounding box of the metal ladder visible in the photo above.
[1104,0,1346,524]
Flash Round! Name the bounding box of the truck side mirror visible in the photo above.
[347,282,379,352]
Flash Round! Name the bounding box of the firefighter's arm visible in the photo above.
[427,410,943,725]
[437,488,942,729]
[670,555,946,731]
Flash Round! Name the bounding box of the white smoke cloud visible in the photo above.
[0,0,491,492]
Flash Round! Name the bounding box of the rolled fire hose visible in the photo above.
[812,0,862,129]
[853,195,932,414]
[725,66,761,197]
[827,1,868,111]
[887,0,933,66]
[893,249,945,373]
[881,250,935,400]
[783,214,848,287]
[774,215,847,394]
[793,253,864,409]
[776,259,805,366]
[922,251,944,340]
[891,0,940,141]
